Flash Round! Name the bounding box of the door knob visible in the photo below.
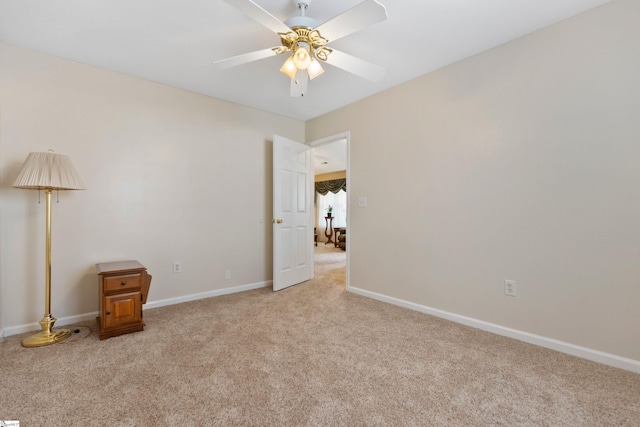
[272,218,283,224]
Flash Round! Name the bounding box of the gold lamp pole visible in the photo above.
[13,151,85,347]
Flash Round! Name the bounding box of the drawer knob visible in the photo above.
[121,281,127,286]
[106,311,111,315]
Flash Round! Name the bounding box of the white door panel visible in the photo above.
[273,135,313,291]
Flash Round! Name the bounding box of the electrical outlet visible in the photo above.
[504,280,517,297]
[225,270,231,280]
[172,261,182,274]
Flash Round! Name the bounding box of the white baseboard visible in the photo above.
[2,280,272,338]
[349,286,640,375]
[144,280,271,310]
[3,311,99,337]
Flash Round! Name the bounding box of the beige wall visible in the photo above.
[307,0,640,361]
[0,42,304,330]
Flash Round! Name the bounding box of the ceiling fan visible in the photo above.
[213,0,387,97]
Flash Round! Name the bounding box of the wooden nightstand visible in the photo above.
[96,260,151,340]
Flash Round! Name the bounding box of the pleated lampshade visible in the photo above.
[13,151,85,190]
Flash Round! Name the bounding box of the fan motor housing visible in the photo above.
[285,15,319,29]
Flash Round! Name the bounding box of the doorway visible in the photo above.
[310,132,350,290]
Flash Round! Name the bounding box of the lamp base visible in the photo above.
[21,314,71,347]
[22,328,71,347]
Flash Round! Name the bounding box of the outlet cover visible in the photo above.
[172,261,182,274]
[504,280,517,297]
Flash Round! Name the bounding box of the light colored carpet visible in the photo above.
[1,245,639,426]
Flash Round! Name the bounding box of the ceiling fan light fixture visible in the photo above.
[216,0,388,96]
[280,55,297,79]
[307,57,324,80]
[293,44,311,70]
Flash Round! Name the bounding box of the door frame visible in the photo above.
[308,131,351,290]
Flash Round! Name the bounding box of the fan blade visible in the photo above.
[324,49,385,82]
[290,70,309,97]
[315,0,387,43]
[221,0,291,34]
[213,47,279,69]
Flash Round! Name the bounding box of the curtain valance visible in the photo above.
[315,179,346,195]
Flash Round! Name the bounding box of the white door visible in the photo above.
[273,135,314,291]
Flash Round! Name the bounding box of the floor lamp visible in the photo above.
[13,151,85,347]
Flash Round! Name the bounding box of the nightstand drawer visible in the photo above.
[104,273,141,292]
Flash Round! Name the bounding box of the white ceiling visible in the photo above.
[0,0,613,121]
[313,137,346,175]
